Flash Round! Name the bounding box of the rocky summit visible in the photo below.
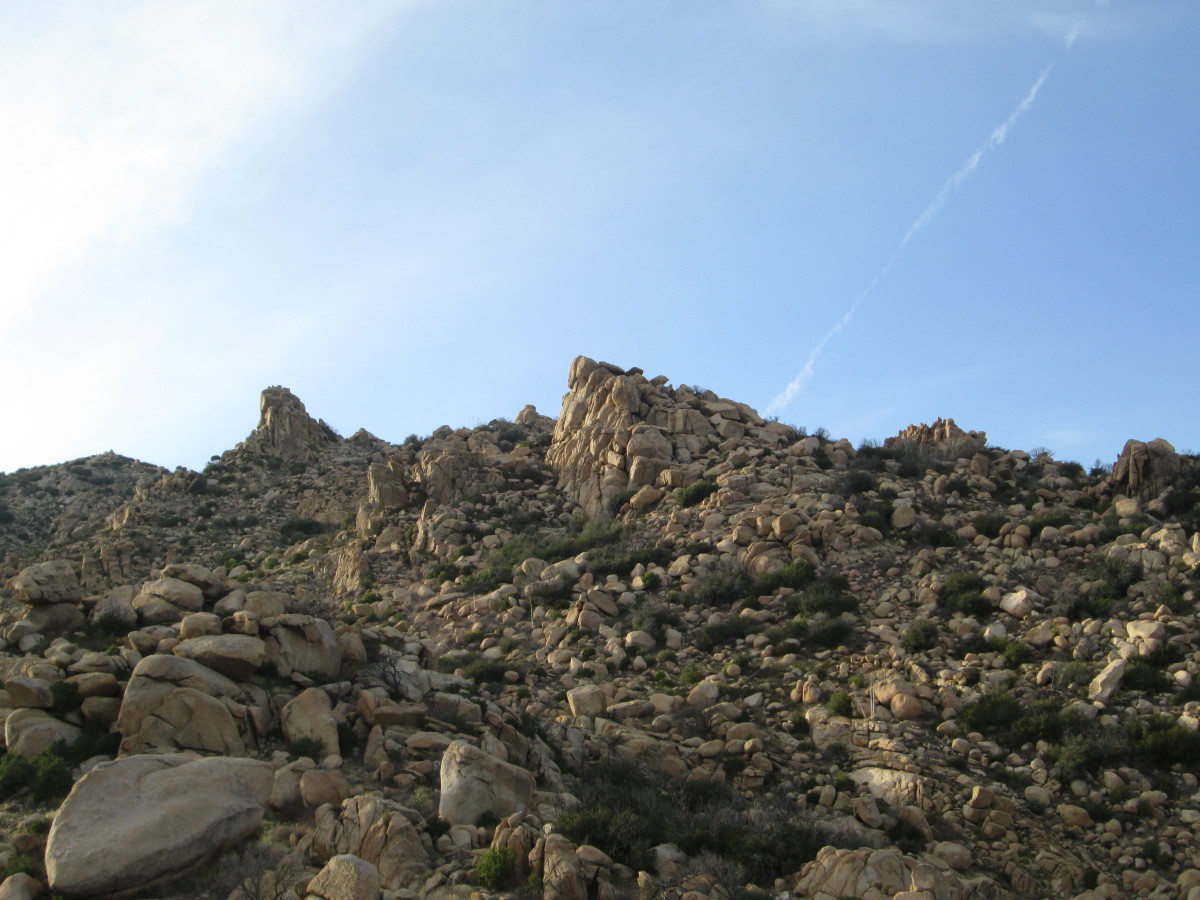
[1,357,1199,900]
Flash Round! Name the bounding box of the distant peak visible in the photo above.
[243,386,337,460]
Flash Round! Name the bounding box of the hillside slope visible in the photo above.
[1,356,1199,900]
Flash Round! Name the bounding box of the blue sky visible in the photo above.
[2,0,1197,474]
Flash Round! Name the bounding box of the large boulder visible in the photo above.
[439,739,536,825]
[3,708,81,759]
[117,654,263,755]
[264,614,341,679]
[45,754,273,896]
[159,563,224,600]
[7,560,81,604]
[173,634,266,681]
[132,577,205,625]
[281,688,340,758]
[308,795,430,890]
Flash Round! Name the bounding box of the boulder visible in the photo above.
[3,708,81,759]
[264,614,341,679]
[45,754,272,896]
[438,740,536,825]
[1088,658,1126,703]
[160,563,224,599]
[305,854,380,900]
[133,577,205,625]
[281,688,340,758]
[8,560,81,604]
[117,654,262,756]
[173,634,266,681]
[308,795,430,889]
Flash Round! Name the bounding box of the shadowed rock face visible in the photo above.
[242,386,338,461]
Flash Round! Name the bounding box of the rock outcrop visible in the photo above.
[1110,437,1182,501]
[241,386,338,461]
[884,417,987,458]
[548,356,778,515]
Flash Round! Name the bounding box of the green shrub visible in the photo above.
[826,692,853,717]
[785,573,855,617]
[694,617,761,652]
[279,517,333,545]
[1123,659,1173,694]
[1029,510,1072,535]
[939,571,990,617]
[0,852,41,881]
[973,513,1007,539]
[641,571,663,592]
[802,615,854,649]
[50,679,81,713]
[1129,718,1200,770]
[30,752,72,803]
[463,659,511,685]
[474,847,517,890]
[676,478,719,508]
[752,562,815,597]
[1002,641,1034,668]
[957,691,1022,735]
[288,736,328,760]
[691,566,753,607]
[903,620,939,653]
[527,574,575,609]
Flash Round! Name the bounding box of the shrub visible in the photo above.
[1123,659,1173,694]
[474,848,517,890]
[0,853,41,882]
[786,574,856,617]
[840,471,875,496]
[1029,510,1072,535]
[279,517,333,545]
[691,565,752,607]
[939,571,990,617]
[463,659,511,685]
[694,617,761,652]
[50,680,81,714]
[802,615,854,649]
[752,562,815,597]
[903,620,939,653]
[288,736,327,760]
[826,692,853,717]
[676,478,719,508]
[974,513,1007,539]
[527,574,575,609]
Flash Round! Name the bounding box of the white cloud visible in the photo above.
[0,0,415,470]
[0,0,411,334]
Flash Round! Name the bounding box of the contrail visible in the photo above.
[766,64,1054,416]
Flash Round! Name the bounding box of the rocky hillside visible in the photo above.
[1,356,1199,900]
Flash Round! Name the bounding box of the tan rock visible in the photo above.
[308,795,429,889]
[3,708,81,759]
[45,754,272,896]
[172,634,266,681]
[438,739,536,825]
[305,854,380,900]
[281,688,340,758]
